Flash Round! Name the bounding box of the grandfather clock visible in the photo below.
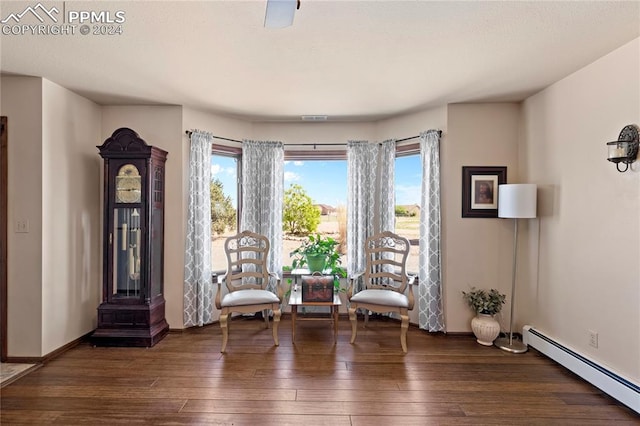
[91,128,169,347]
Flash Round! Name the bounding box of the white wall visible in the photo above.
[1,76,102,357]
[251,121,376,144]
[184,107,250,145]
[521,38,639,383]
[375,106,447,142]
[444,103,521,332]
[1,76,44,357]
[41,79,102,355]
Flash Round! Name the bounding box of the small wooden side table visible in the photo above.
[288,283,341,344]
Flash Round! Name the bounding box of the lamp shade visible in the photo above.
[498,184,537,218]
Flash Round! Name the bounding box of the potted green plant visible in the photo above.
[462,287,506,346]
[290,233,346,291]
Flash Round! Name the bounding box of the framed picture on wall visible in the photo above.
[461,166,507,218]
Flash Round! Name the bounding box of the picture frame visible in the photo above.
[461,166,507,218]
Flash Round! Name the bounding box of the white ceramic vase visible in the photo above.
[471,313,501,346]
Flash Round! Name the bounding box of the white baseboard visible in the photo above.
[523,325,639,414]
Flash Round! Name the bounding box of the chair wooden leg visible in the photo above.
[349,305,358,344]
[272,308,281,346]
[400,312,409,353]
[263,309,269,329]
[220,312,229,353]
[364,310,369,328]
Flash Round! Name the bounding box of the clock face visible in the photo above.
[116,164,141,203]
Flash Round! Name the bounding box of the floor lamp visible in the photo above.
[494,184,537,354]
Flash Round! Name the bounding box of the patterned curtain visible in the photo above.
[418,130,445,331]
[347,141,377,290]
[240,140,284,290]
[184,130,214,327]
[377,139,396,234]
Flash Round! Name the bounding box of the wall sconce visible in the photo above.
[606,124,639,172]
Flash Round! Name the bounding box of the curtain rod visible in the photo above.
[185,131,242,144]
[185,130,442,147]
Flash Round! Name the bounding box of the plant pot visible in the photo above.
[305,253,326,272]
[471,313,500,346]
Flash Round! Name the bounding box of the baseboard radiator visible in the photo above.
[523,326,639,414]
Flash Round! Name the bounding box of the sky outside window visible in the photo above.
[210,155,422,209]
[395,155,421,206]
[284,160,347,206]
[211,155,238,207]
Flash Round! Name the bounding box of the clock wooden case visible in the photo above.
[91,128,169,347]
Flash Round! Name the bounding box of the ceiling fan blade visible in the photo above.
[264,0,298,28]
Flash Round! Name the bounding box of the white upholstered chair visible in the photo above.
[347,231,415,353]
[214,231,282,353]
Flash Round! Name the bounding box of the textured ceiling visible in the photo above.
[1,0,639,121]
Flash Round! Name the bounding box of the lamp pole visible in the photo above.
[494,217,527,353]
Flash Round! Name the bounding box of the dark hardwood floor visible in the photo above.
[1,315,638,425]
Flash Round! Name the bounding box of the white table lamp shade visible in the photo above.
[498,184,537,219]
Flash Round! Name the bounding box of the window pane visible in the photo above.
[209,151,421,275]
[283,159,347,269]
[211,154,239,272]
[395,154,421,273]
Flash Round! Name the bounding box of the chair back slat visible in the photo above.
[367,246,407,256]
[223,230,273,292]
[364,231,410,294]
[370,259,404,269]
[231,258,263,267]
